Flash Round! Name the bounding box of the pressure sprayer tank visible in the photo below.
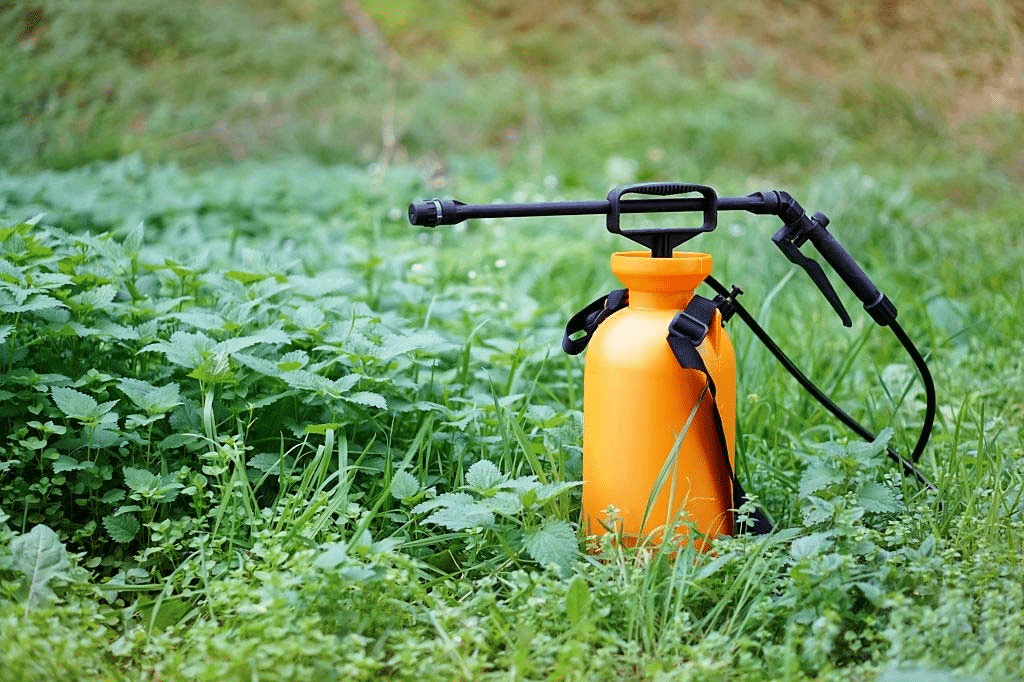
[582,250,737,546]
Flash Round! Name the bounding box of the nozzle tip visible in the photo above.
[407,200,438,227]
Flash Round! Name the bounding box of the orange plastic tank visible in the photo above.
[581,251,737,547]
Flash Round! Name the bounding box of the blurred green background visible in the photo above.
[2,0,1022,203]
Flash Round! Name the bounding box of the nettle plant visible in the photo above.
[395,459,580,576]
[0,216,453,559]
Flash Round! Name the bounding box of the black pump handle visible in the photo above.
[606,183,717,257]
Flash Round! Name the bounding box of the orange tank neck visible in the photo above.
[610,251,713,310]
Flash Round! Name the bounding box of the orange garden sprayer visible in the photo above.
[409,183,936,546]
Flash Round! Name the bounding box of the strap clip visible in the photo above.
[668,310,710,347]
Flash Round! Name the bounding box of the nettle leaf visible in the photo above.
[0,291,64,314]
[292,305,325,329]
[277,350,309,371]
[488,491,523,516]
[857,481,900,514]
[225,270,269,285]
[10,524,72,609]
[798,462,843,498]
[214,329,291,355]
[143,331,215,368]
[123,466,160,494]
[413,492,494,530]
[390,470,421,500]
[522,519,577,575]
[376,329,451,361]
[232,352,281,377]
[118,378,183,415]
[248,452,292,474]
[465,459,507,491]
[53,455,92,473]
[344,391,387,409]
[69,284,117,309]
[103,514,141,544]
[0,323,12,343]
[790,531,835,561]
[51,385,116,421]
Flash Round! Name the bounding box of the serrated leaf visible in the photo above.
[292,305,325,329]
[1,292,63,313]
[233,352,282,377]
[798,462,843,498]
[423,504,495,530]
[857,481,900,513]
[51,385,103,420]
[103,514,140,543]
[142,331,214,368]
[248,452,290,474]
[118,378,182,415]
[71,284,117,309]
[53,455,90,473]
[10,524,72,609]
[790,531,834,560]
[413,493,494,530]
[123,466,160,494]
[486,491,523,516]
[390,470,421,500]
[465,459,506,490]
[277,350,309,371]
[214,328,290,355]
[522,519,577,575]
[0,323,12,343]
[345,391,387,409]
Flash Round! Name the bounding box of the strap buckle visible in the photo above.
[668,310,709,347]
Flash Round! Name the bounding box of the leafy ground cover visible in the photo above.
[2,1,1024,680]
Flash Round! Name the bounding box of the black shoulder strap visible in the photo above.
[667,296,773,535]
[562,288,628,355]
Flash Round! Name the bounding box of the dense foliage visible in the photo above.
[2,1,1024,680]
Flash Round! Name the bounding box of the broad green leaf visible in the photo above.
[118,378,183,414]
[0,323,12,343]
[423,504,495,530]
[465,459,506,490]
[123,466,160,494]
[69,284,117,309]
[214,329,290,355]
[798,462,842,498]
[0,292,63,313]
[10,524,72,609]
[522,519,577,575]
[414,493,494,530]
[292,305,325,329]
[142,331,214,368]
[232,353,281,377]
[857,481,900,513]
[277,350,309,371]
[790,531,834,560]
[390,470,421,500]
[53,455,91,473]
[51,385,105,420]
[103,514,141,544]
[248,452,290,474]
[345,391,387,409]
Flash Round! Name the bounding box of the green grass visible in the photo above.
[2,1,1024,680]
